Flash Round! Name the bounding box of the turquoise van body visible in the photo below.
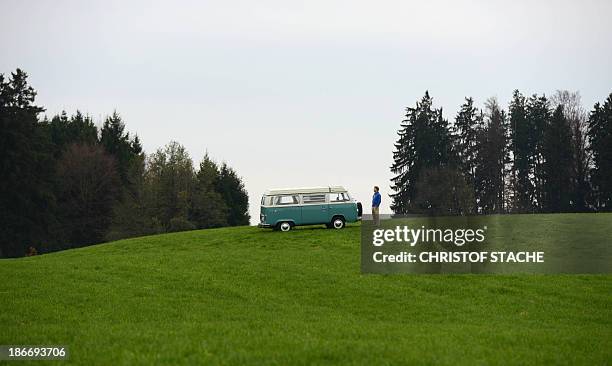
[258,186,362,231]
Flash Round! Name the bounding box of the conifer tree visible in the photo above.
[0,69,53,257]
[189,154,229,228]
[542,105,574,212]
[453,97,479,180]
[588,93,612,210]
[44,111,98,157]
[215,163,250,226]
[390,91,452,214]
[525,94,551,211]
[474,98,509,214]
[509,90,534,212]
[100,111,141,187]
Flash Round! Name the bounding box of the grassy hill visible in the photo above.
[1,213,610,365]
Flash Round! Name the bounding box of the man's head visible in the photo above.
[374,186,379,193]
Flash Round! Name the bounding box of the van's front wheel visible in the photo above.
[278,221,292,232]
[331,217,345,229]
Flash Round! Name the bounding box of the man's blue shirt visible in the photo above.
[372,191,381,207]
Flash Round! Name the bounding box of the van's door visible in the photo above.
[300,193,329,225]
[328,192,356,222]
[269,195,301,226]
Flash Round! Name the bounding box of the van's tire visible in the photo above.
[331,216,345,229]
[357,202,363,217]
[277,221,293,232]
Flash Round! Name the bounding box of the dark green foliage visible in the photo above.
[474,98,509,214]
[452,97,481,211]
[550,91,591,212]
[509,90,534,212]
[142,143,247,231]
[525,94,550,210]
[0,69,251,257]
[588,93,612,210]
[453,98,480,182]
[413,167,475,215]
[216,163,250,226]
[105,152,148,241]
[189,155,229,228]
[0,69,54,257]
[43,111,98,157]
[392,90,601,216]
[144,141,196,230]
[390,91,453,214]
[55,144,120,247]
[100,111,142,187]
[168,217,197,232]
[542,105,574,212]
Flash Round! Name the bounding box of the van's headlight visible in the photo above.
[260,214,266,223]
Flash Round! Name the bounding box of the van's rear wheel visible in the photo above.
[278,221,292,232]
[331,217,345,229]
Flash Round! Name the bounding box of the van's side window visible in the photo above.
[303,194,326,204]
[274,195,299,205]
[329,192,350,202]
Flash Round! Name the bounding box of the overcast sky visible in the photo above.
[2,0,611,223]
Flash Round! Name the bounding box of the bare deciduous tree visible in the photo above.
[550,90,592,211]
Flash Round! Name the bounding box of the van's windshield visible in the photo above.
[261,196,274,206]
[329,192,351,202]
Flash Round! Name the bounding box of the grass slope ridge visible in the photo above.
[1,213,611,365]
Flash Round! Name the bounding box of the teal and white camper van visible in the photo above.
[258,186,362,231]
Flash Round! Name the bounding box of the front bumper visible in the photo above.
[258,223,272,228]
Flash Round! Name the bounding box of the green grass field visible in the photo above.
[1,213,610,365]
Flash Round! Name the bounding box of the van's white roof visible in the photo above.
[264,186,347,195]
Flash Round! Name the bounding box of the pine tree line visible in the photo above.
[391,90,612,215]
[0,69,249,258]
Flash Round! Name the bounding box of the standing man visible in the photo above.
[372,186,381,226]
